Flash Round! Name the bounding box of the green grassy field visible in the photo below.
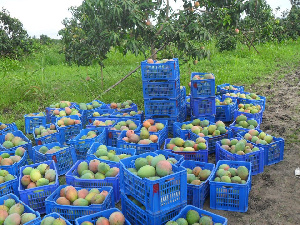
[0,38,299,131]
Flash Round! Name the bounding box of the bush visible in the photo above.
[216,32,237,52]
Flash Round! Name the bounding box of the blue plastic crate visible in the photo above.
[238,94,266,110]
[180,86,186,105]
[119,152,187,214]
[0,150,27,176]
[0,130,33,160]
[110,111,143,122]
[154,150,184,166]
[75,100,108,126]
[173,118,215,140]
[0,122,18,135]
[24,113,47,134]
[0,175,18,197]
[163,138,208,162]
[221,92,245,102]
[189,128,233,154]
[109,103,138,114]
[117,130,165,155]
[143,79,180,99]
[190,114,216,123]
[234,107,264,124]
[55,115,83,144]
[180,161,215,208]
[43,213,72,225]
[75,208,131,225]
[142,118,168,141]
[50,108,84,125]
[180,101,187,122]
[141,58,180,81]
[215,98,237,122]
[215,138,264,175]
[88,108,115,119]
[186,96,191,117]
[237,129,284,166]
[144,98,181,116]
[46,102,77,123]
[46,185,114,224]
[86,117,117,130]
[33,142,77,176]
[65,160,120,203]
[0,194,41,225]
[190,72,215,98]
[107,119,141,147]
[229,118,260,137]
[33,124,62,146]
[217,83,244,95]
[86,143,136,165]
[210,160,252,212]
[191,97,216,117]
[18,160,59,214]
[68,128,107,160]
[145,114,183,135]
[171,205,228,224]
[121,193,186,225]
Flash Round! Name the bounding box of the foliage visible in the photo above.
[284,5,300,40]
[59,0,210,66]
[216,32,237,52]
[0,8,32,58]
[40,34,52,45]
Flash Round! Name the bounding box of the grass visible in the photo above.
[0,38,299,131]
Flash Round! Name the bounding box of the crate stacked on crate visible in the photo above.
[68,127,107,160]
[142,58,185,134]
[24,112,46,134]
[217,83,244,95]
[119,152,187,225]
[190,72,216,120]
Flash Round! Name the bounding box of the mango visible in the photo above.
[137,165,155,178]
[186,210,200,225]
[108,212,125,225]
[77,161,89,176]
[156,160,172,177]
[4,213,21,225]
[8,203,24,215]
[21,213,36,224]
[30,169,41,182]
[73,198,89,206]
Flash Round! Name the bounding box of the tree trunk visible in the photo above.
[151,43,157,60]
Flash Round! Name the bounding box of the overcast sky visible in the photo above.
[0,0,292,39]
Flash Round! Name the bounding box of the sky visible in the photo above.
[0,0,292,39]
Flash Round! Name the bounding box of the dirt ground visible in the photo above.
[202,68,300,224]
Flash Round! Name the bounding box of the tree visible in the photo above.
[0,8,32,58]
[59,0,211,67]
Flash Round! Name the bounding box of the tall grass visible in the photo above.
[0,38,299,130]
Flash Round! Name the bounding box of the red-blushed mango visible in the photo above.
[109,211,126,225]
[89,159,100,173]
[21,175,31,186]
[66,187,78,202]
[156,160,172,177]
[126,130,134,138]
[96,217,110,225]
[27,182,37,189]
[0,210,8,224]
[149,135,158,143]
[56,197,71,205]
[78,189,89,199]
[148,125,157,132]
[4,213,21,225]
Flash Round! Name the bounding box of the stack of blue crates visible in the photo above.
[141,58,186,134]
[190,72,216,120]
